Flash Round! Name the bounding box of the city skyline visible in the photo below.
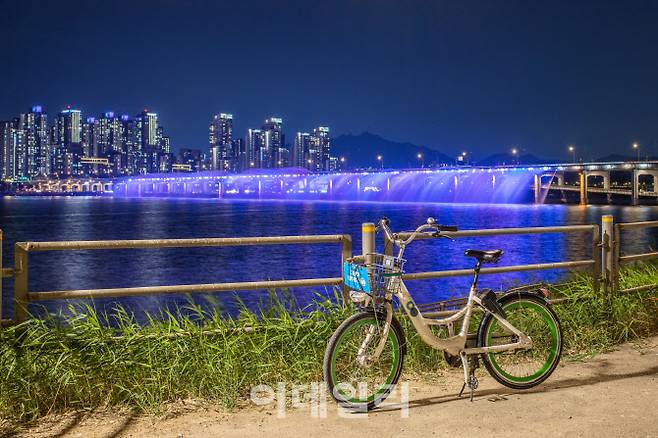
[0,104,340,180]
[3,101,656,182]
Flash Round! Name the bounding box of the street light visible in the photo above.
[633,142,640,161]
[377,155,383,169]
[417,152,424,168]
[511,148,518,164]
[568,145,575,163]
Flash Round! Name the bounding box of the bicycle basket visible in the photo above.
[342,253,405,297]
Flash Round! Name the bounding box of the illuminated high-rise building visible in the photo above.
[309,126,331,172]
[135,110,160,174]
[209,113,234,171]
[81,117,98,158]
[293,132,310,168]
[120,115,137,175]
[233,138,246,171]
[246,128,263,169]
[16,106,49,178]
[0,121,17,179]
[261,117,283,168]
[52,108,83,176]
[94,112,123,175]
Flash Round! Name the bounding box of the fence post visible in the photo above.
[362,223,376,285]
[340,234,353,304]
[362,223,375,256]
[601,215,614,306]
[591,224,601,295]
[14,244,29,324]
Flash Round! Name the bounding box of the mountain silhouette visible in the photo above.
[331,132,454,169]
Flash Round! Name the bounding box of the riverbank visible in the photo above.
[0,264,657,433]
[15,335,658,438]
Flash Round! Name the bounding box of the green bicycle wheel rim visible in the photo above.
[330,317,399,404]
[486,300,558,383]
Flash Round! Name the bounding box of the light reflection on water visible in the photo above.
[1,197,657,321]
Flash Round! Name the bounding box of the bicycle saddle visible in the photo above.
[464,249,503,263]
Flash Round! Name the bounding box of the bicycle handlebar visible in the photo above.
[377,217,458,248]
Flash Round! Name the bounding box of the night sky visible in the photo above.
[1,0,657,160]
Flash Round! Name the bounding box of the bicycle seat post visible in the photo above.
[471,261,482,291]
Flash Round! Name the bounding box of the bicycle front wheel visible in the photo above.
[323,311,405,411]
[478,292,562,390]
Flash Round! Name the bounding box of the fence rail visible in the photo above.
[614,220,658,293]
[0,216,657,326]
[387,225,600,293]
[7,234,352,324]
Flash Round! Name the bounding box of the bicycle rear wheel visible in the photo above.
[478,292,562,389]
[323,311,405,411]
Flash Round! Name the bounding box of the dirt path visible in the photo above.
[20,336,658,438]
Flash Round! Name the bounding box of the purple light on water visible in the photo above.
[116,168,545,204]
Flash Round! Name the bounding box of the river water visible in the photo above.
[1,197,657,321]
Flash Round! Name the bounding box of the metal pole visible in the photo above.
[601,215,614,279]
[601,215,614,308]
[14,244,29,324]
[340,235,353,304]
[362,223,375,257]
[362,223,376,281]
[613,223,621,293]
[591,224,601,295]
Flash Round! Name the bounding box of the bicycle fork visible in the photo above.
[357,301,393,366]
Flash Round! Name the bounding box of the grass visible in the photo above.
[0,265,657,429]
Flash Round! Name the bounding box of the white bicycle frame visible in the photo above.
[359,218,533,384]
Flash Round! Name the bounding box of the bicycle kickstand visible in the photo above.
[458,356,479,402]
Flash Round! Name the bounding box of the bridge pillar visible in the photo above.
[579,172,588,205]
[556,173,564,186]
[636,169,658,199]
[632,169,639,206]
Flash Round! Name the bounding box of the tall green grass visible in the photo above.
[0,266,656,428]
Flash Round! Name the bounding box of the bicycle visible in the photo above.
[323,217,563,410]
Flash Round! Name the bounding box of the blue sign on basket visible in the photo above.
[343,262,371,292]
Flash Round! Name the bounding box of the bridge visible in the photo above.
[21,178,114,194]
[114,161,658,205]
[533,161,658,205]
[10,161,658,205]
